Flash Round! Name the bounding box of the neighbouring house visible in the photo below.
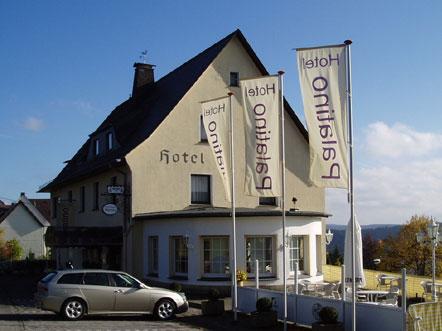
[40,29,329,288]
[0,193,50,259]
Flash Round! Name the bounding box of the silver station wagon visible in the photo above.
[35,269,188,320]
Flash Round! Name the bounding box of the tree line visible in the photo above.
[327,215,442,277]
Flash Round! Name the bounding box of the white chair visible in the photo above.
[420,280,432,299]
[376,274,389,290]
[380,292,398,306]
[319,283,335,298]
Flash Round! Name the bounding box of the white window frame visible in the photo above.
[289,235,305,274]
[148,236,158,275]
[201,236,230,277]
[245,236,275,277]
[190,174,211,205]
[170,236,188,276]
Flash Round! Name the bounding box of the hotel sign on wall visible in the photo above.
[159,149,205,164]
[107,185,124,194]
[102,203,118,216]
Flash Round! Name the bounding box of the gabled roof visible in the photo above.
[0,194,50,227]
[40,29,307,192]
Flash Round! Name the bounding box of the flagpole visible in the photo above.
[278,71,287,331]
[344,39,356,331]
[228,92,238,322]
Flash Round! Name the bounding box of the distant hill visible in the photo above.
[326,224,402,255]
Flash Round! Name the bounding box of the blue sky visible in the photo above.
[1,1,441,224]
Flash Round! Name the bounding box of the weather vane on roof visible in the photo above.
[139,50,148,64]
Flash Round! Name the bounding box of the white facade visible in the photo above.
[140,215,324,286]
[0,201,49,258]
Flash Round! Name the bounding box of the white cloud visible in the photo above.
[364,122,442,158]
[327,122,442,225]
[23,116,45,132]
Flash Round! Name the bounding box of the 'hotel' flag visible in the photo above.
[241,75,281,197]
[201,96,231,202]
[296,45,349,188]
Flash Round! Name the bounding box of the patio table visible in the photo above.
[356,290,389,302]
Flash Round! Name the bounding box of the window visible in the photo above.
[106,132,113,151]
[200,115,207,142]
[289,236,304,272]
[79,186,85,213]
[68,190,73,203]
[148,236,158,275]
[83,272,110,286]
[58,273,84,285]
[191,175,210,204]
[246,236,274,276]
[171,236,188,275]
[259,197,277,206]
[52,197,58,219]
[203,237,229,275]
[94,139,100,156]
[93,182,99,210]
[230,72,239,87]
[112,273,139,288]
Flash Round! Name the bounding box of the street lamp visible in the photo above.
[416,218,442,301]
[325,228,334,246]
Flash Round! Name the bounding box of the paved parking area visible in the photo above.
[0,274,307,331]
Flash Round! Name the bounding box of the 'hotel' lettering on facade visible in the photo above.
[160,149,205,164]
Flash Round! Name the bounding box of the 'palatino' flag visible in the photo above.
[201,96,231,202]
[241,75,281,197]
[296,45,349,188]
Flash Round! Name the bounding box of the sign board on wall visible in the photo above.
[102,203,118,216]
[107,185,124,194]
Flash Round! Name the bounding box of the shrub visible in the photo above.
[170,282,182,292]
[208,288,220,301]
[236,270,247,282]
[318,306,338,324]
[256,297,273,313]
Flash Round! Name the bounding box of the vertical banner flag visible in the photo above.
[296,46,349,188]
[201,96,231,202]
[241,75,281,197]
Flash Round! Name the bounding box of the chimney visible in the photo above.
[132,63,155,97]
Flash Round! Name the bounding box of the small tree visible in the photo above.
[5,239,23,261]
[378,215,442,276]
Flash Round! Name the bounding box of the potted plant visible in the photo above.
[250,297,278,328]
[312,306,344,331]
[201,288,225,316]
[236,270,247,286]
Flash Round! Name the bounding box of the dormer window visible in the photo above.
[94,139,100,156]
[107,132,113,151]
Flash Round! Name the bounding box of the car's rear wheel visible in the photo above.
[154,298,176,320]
[62,298,86,320]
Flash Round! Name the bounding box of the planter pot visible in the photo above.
[201,300,225,316]
[238,281,244,287]
[312,321,344,331]
[250,311,278,328]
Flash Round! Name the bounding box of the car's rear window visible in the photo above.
[40,272,58,283]
[57,273,84,285]
[83,273,110,286]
